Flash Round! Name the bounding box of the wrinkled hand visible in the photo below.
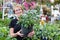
[28,31,35,38]
[16,30,24,37]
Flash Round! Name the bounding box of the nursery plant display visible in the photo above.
[0,11,60,40]
[0,0,60,40]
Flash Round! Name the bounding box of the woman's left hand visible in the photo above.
[28,31,35,38]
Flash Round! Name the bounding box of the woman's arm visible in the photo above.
[10,28,24,37]
[10,28,17,37]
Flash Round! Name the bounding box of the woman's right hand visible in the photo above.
[16,30,24,37]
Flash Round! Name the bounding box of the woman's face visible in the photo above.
[14,7,23,17]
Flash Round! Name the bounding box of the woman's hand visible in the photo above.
[16,30,24,37]
[28,31,35,38]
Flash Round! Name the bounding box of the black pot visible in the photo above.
[41,36,48,40]
[21,25,33,37]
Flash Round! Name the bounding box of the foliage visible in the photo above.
[37,0,60,5]
[0,25,9,40]
[0,15,60,40]
[19,10,40,28]
[0,18,17,40]
[0,18,60,40]
[54,0,60,4]
[0,5,60,40]
[0,26,16,40]
[32,22,60,40]
[0,18,11,26]
[35,5,40,14]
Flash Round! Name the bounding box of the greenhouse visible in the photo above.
[0,0,60,40]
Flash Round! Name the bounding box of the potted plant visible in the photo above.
[19,10,40,37]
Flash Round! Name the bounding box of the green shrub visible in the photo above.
[32,22,60,40]
[19,10,40,28]
[0,18,11,26]
[0,18,17,40]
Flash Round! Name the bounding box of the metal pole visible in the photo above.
[2,0,4,20]
[51,5,53,15]
[2,0,10,20]
[40,0,43,14]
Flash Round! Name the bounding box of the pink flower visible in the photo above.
[23,2,29,10]
[23,1,36,10]
[30,2,36,9]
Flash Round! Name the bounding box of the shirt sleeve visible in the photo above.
[9,19,17,28]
